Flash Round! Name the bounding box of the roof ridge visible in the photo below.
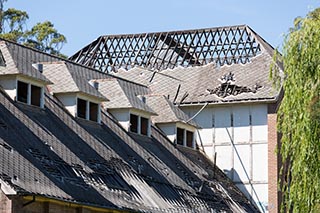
[100,24,248,38]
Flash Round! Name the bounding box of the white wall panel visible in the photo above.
[197,128,213,146]
[193,108,212,128]
[252,144,268,181]
[215,145,233,179]
[251,105,268,142]
[214,107,232,143]
[203,146,215,161]
[233,106,250,143]
[252,184,268,211]
[233,144,251,182]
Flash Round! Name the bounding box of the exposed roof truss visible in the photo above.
[70,25,264,72]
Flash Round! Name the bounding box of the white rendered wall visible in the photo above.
[56,93,77,117]
[182,104,268,211]
[0,75,17,100]
[0,75,45,108]
[108,109,130,131]
[157,123,176,142]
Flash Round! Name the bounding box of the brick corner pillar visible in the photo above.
[0,190,12,213]
[267,104,281,213]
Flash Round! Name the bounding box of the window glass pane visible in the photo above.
[140,117,149,136]
[77,98,87,119]
[130,114,138,133]
[89,102,98,122]
[31,85,41,107]
[177,127,184,145]
[17,81,28,103]
[186,131,193,148]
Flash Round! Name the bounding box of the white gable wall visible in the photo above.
[0,75,16,100]
[0,75,45,108]
[108,108,130,131]
[181,103,268,211]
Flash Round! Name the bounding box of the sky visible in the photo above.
[5,0,320,57]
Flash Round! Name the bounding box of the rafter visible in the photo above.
[70,25,265,73]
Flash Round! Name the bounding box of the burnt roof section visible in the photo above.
[112,52,279,105]
[70,25,273,73]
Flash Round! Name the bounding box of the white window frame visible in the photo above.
[176,127,195,149]
[76,98,101,123]
[16,80,44,108]
[129,113,150,137]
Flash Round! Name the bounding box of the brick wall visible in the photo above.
[0,190,12,213]
[267,111,280,213]
[1,196,125,213]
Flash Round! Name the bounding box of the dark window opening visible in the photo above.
[186,131,193,148]
[177,127,184,145]
[17,81,28,103]
[130,114,138,133]
[140,117,149,136]
[89,102,98,122]
[31,85,41,107]
[0,50,6,66]
[77,98,87,119]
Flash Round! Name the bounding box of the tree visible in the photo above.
[270,8,320,213]
[0,1,66,57]
[1,8,28,42]
[24,21,66,56]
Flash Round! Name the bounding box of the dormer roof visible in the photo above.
[42,61,107,101]
[0,41,52,84]
[145,95,199,128]
[97,78,156,114]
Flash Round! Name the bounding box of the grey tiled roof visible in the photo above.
[42,61,107,101]
[0,88,258,212]
[156,53,278,105]
[97,78,156,114]
[0,40,52,83]
[146,95,199,127]
[111,42,282,106]
[0,39,258,212]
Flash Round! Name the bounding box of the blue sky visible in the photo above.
[5,0,319,56]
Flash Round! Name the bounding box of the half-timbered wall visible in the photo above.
[182,104,268,211]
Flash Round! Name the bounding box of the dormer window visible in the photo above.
[129,113,150,136]
[76,98,100,123]
[130,114,139,133]
[17,80,44,108]
[176,127,194,148]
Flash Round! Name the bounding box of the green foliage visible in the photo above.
[271,8,320,212]
[0,8,28,42]
[24,21,66,56]
[0,2,66,56]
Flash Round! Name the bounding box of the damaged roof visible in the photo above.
[0,38,259,212]
[70,25,270,73]
[71,25,282,105]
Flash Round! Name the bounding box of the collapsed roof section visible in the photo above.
[70,25,273,73]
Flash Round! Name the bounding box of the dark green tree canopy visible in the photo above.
[271,8,320,213]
